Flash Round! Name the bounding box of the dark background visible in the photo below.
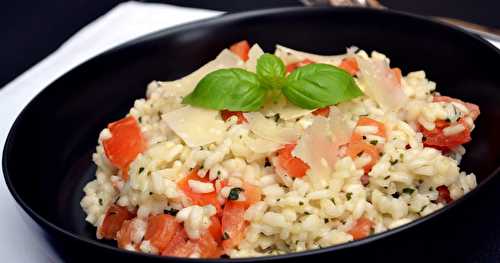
[2,0,500,88]
[1,1,500,262]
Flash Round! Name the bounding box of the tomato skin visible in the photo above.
[312,107,330,117]
[338,57,359,76]
[220,110,247,124]
[348,217,374,240]
[419,118,471,150]
[144,214,181,252]
[221,201,248,251]
[277,144,310,178]
[437,185,453,204]
[229,40,250,61]
[197,233,223,258]
[99,204,135,240]
[347,142,380,173]
[286,59,314,73]
[208,216,222,243]
[178,169,221,214]
[103,116,146,180]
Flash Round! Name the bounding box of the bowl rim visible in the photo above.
[3,6,500,262]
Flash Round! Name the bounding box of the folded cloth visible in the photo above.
[0,2,220,262]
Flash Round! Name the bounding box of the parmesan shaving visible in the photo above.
[275,44,345,65]
[244,44,265,73]
[244,112,299,144]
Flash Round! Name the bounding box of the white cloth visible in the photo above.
[0,1,498,262]
[0,2,220,262]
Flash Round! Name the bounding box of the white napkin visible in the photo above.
[0,1,498,262]
[0,2,220,262]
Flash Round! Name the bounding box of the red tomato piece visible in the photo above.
[351,117,386,142]
[392,67,403,83]
[103,116,146,180]
[229,40,250,61]
[220,110,247,124]
[208,216,222,243]
[144,214,181,252]
[277,144,310,178]
[178,169,222,214]
[99,204,135,240]
[348,217,374,240]
[116,219,141,250]
[221,201,248,251]
[437,185,453,204]
[286,59,314,73]
[419,118,472,150]
[312,107,330,117]
[161,228,193,257]
[197,233,223,258]
[233,182,262,207]
[347,142,380,174]
[339,57,359,76]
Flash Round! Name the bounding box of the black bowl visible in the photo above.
[3,6,500,263]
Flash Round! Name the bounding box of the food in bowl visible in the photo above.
[80,40,480,258]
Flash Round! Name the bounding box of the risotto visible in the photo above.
[80,41,480,258]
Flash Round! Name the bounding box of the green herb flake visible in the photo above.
[228,187,244,200]
[164,208,179,216]
[324,218,329,224]
[98,198,103,206]
[402,188,415,195]
[299,201,304,206]
[384,175,391,180]
[222,232,230,240]
[346,192,353,201]
[331,198,336,205]
[304,211,311,215]
[357,151,364,157]
[390,159,398,165]
[369,140,378,145]
[138,167,145,174]
[399,153,404,162]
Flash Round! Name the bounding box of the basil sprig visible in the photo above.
[182,53,363,111]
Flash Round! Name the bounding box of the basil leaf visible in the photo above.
[182,68,266,111]
[256,53,286,90]
[283,63,363,109]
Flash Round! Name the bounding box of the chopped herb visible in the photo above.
[199,164,204,169]
[445,118,451,123]
[325,185,330,189]
[399,153,404,162]
[149,192,153,195]
[324,218,329,223]
[429,187,433,191]
[274,114,280,122]
[346,192,352,201]
[264,158,272,167]
[228,187,244,200]
[330,198,336,205]
[390,159,398,165]
[164,208,179,216]
[362,136,367,140]
[295,240,299,245]
[384,175,390,180]
[357,151,364,157]
[138,167,145,174]
[379,152,384,157]
[299,201,304,206]
[392,192,400,198]
[147,171,152,176]
[138,116,142,123]
[403,188,415,195]
[276,198,281,202]
[457,117,462,122]
[222,232,230,240]
[304,211,311,215]
[200,146,204,150]
[369,140,378,145]
[419,205,428,213]
[422,136,427,142]
[98,198,103,206]
[217,170,221,176]
[418,179,423,184]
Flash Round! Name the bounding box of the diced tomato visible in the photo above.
[312,107,330,117]
[286,59,314,73]
[436,185,453,204]
[197,233,223,258]
[433,96,480,120]
[360,174,370,186]
[161,228,194,257]
[208,216,222,243]
[339,57,359,76]
[116,220,137,250]
[178,169,222,214]
[229,40,250,61]
[99,204,135,240]
[103,116,146,180]
[419,118,471,150]
[351,117,387,142]
[233,182,262,207]
[277,144,310,178]
[391,67,402,83]
[220,110,247,124]
[348,217,374,240]
[144,214,181,251]
[221,201,248,251]
[347,142,380,174]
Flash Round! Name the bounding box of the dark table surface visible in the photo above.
[1,1,500,262]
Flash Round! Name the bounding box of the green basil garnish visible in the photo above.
[182,68,266,111]
[182,53,364,111]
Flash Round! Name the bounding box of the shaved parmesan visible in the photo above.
[245,44,265,73]
[329,106,352,145]
[261,97,314,121]
[356,54,408,111]
[292,117,337,189]
[275,44,345,66]
[242,136,282,154]
[146,49,243,98]
[244,112,300,144]
[163,106,227,147]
